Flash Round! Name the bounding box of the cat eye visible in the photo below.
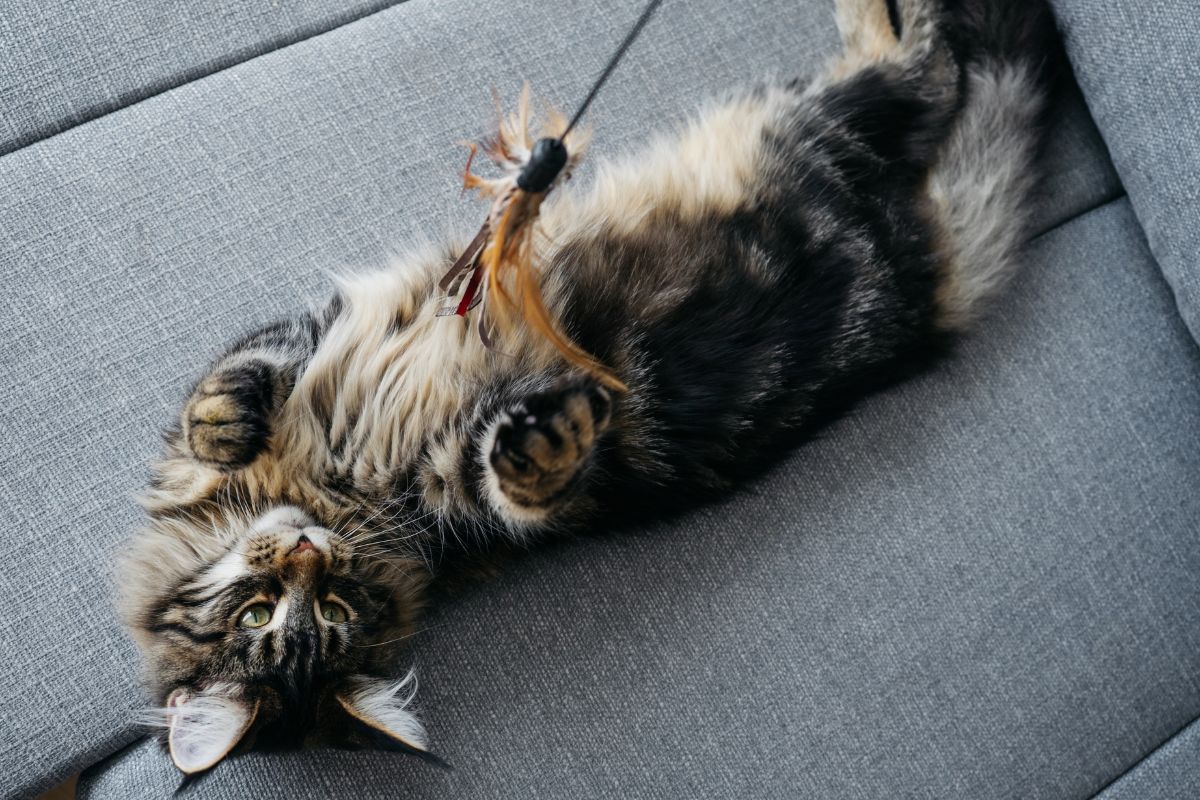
[320,600,349,623]
[237,604,273,628]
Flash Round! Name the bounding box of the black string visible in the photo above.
[561,0,666,139]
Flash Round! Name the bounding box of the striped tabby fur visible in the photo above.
[121,0,1059,774]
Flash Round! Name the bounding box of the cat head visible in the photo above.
[122,503,435,774]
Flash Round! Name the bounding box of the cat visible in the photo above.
[120,0,1060,776]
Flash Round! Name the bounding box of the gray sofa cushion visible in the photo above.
[1098,719,1200,800]
[0,0,400,155]
[80,197,1200,798]
[1051,0,1200,345]
[0,0,1132,796]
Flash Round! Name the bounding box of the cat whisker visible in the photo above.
[354,623,445,649]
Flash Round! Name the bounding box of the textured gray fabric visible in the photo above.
[78,199,1200,799]
[1097,717,1200,799]
[1050,0,1200,345]
[0,0,1131,796]
[0,0,400,156]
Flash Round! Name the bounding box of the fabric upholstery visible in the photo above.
[79,198,1200,798]
[0,0,401,156]
[0,0,1147,796]
[1097,717,1200,799]
[1050,0,1200,345]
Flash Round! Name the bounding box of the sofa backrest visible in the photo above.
[1051,0,1200,347]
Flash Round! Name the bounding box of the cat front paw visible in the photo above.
[487,380,612,521]
[183,363,274,468]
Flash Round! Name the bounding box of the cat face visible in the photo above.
[123,504,432,774]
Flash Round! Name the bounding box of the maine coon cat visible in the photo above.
[121,0,1059,775]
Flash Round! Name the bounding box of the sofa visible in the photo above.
[3,0,1199,797]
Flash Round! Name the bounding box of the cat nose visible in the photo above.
[293,534,314,553]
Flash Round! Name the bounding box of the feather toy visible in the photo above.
[436,0,665,393]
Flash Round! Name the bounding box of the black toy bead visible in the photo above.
[517,137,569,193]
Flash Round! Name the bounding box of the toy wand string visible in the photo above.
[436,0,665,392]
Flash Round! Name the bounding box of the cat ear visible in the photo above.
[336,672,444,764]
[165,685,259,774]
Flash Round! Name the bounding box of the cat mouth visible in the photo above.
[287,534,319,557]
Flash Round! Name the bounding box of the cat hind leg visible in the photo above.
[828,0,902,80]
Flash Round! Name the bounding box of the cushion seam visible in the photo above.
[1032,188,1127,242]
[1087,713,1200,798]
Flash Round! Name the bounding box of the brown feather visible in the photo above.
[450,86,626,392]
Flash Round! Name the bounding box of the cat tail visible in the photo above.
[928,0,1064,330]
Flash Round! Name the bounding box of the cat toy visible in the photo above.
[436,0,665,392]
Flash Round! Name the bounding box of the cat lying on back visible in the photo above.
[121,0,1059,775]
